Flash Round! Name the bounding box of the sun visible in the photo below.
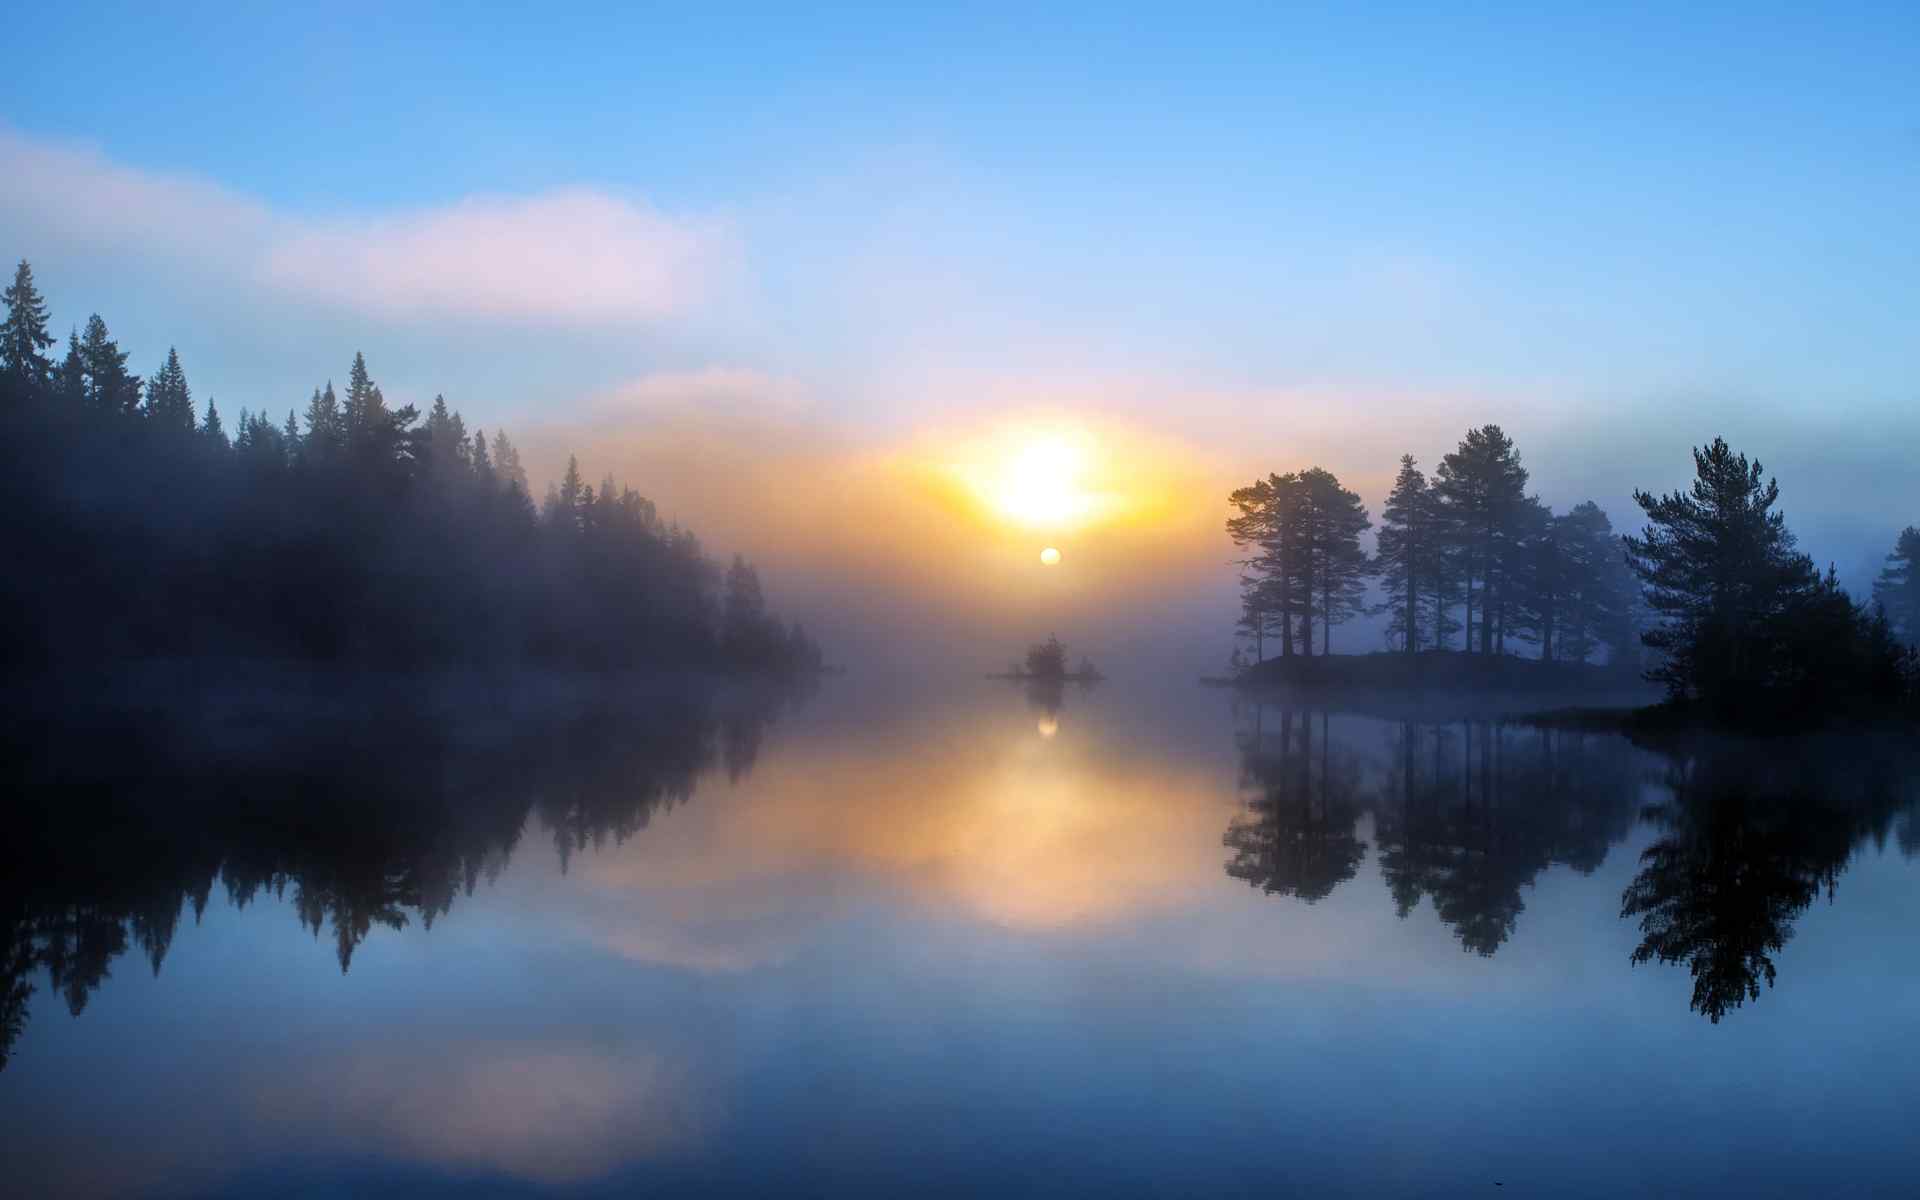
[991,433,1095,529]
[1039,546,1061,566]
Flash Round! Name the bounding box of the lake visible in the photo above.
[4,675,1917,1198]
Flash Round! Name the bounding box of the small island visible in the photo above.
[989,634,1105,683]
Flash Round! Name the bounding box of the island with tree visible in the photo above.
[992,635,1105,683]
[1220,424,1918,726]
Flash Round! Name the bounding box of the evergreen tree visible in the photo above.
[1,259,55,394]
[343,351,374,443]
[555,455,584,530]
[471,428,494,484]
[56,329,87,409]
[145,348,195,434]
[302,384,341,460]
[1624,438,1817,705]
[79,314,141,416]
[1375,455,1440,654]
[1872,527,1920,645]
[492,430,528,494]
[1435,425,1530,654]
[199,396,227,452]
[1226,473,1303,660]
[1297,467,1372,654]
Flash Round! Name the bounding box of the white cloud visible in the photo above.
[0,128,730,326]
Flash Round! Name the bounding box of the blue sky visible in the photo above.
[3,4,1916,651]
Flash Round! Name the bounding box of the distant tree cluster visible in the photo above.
[1228,425,1637,665]
[0,260,822,674]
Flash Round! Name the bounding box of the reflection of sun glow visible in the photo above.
[1036,714,1059,738]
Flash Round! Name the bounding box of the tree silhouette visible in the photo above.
[1873,526,1920,646]
[1298,468,1373,654]
[0,260,54,395]
[1435,425,1530,655]
[1607,439,1910,714]
[1376,455,1442,654]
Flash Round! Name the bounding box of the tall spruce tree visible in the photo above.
[79,314,141,416]
[56,329,87,408]
[144,348,195,434]
[1,259,55,395]
[302,383,342,461]
[200,396,228,452]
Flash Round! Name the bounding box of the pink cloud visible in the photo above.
[0,128,729,326]
[263,189,732,324]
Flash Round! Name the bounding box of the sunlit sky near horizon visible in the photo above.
[4,4,1916,665]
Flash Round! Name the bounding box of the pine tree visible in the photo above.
[1872,526,1920,646]
[145,348,195,434]
[1435,425,1530,654]
[1295,468,1371,654]
[56,329,87,409]
[1624,438,1817,704]
[79,314,141,416]
[556,455,584,530]
[1226,473,1304,661]
[1376,455,1440,654]
[491,430,528,494]
[1,260,55,395]
[343,351,374,442]
[302,384,341,460]
[471,428,494,483]
[200,396,228,452]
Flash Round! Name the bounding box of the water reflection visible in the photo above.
[5,682,1920,1196]
[1225,699,1920,1017]
[0,681,797,1071]
[1623,736,1920,1022]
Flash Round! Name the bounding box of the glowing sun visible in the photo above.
[1039,546,1061,566]
[992,433,1096,529]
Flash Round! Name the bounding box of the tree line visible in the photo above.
[1228,425,1919,718]
[1228,425,1639,667]
[0,260,822,675]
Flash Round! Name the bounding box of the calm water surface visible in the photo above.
[4,677,1918,1197]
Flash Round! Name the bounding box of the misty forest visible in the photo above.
[0,260,822,678]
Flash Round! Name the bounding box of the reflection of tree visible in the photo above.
[1620,739,1915,1023]
[1224,707,1368,903]
[0,682,799,1069]
[1374,720,1637,955]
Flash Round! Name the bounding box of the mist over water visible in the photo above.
[5,675,1917,1198]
